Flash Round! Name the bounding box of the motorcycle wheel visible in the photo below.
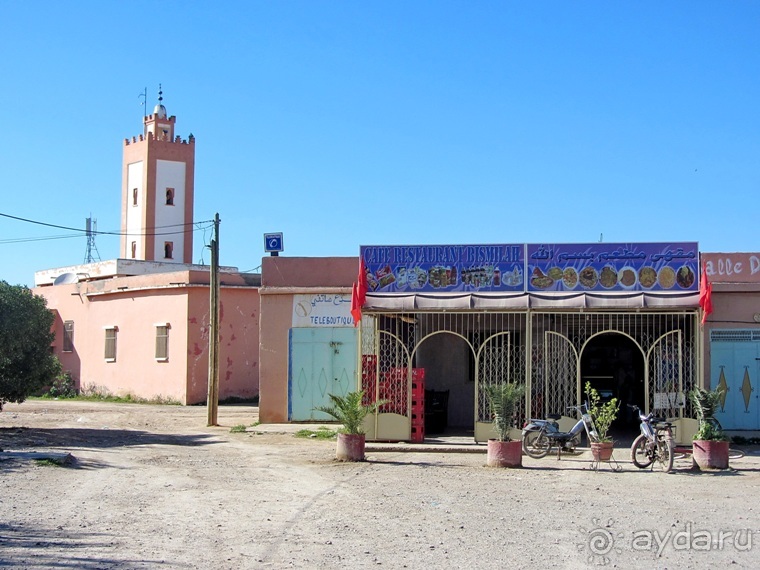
[630,434,654,469]
[522,429,550,459]
[656,437,674,473]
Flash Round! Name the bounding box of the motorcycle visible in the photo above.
[629,404,674,472]
[522,404,599,459]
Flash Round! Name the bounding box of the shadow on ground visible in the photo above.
[0,522,188,569]
[0,427,220,452]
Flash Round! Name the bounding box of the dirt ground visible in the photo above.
[2,400,760,569]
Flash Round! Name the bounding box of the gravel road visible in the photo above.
[2,400,759,569]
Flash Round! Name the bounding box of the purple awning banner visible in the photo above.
[360,244,524,293]
[526,242,699,293]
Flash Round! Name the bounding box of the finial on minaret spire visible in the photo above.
[153,83,167,119]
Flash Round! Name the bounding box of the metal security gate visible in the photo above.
[361,309,699,441]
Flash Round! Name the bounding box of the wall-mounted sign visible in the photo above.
[702,253,760,284]
[360,244,524,293]
[526,242,699,292]
[293,294,353,327]
[264,232,284,253]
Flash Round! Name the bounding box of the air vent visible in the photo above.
[710,330,760,343]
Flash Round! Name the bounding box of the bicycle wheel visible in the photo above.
[729,447,746,459]
[522,429,550,458]
[630,434,654,468]
[656,437,674,473]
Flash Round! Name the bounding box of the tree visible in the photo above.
[0,281,61,410]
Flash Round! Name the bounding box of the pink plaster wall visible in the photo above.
[258,256,357,423]
[261,256,358,287]
[34,269,259,405]
[185,286,260,404]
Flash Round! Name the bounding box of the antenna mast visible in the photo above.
[84,216,101,263]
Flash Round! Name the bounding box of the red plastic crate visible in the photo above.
[411,424,425,443]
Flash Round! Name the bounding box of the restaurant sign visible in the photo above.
[360,244,524,293]
[360,242,699,294]
[527,242,699,292]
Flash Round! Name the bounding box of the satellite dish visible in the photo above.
[53,273,79,285]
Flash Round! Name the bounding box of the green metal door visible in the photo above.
[289,328,358,421]
[710,330,760,430]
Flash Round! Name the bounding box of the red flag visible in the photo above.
[699,262,713,325]
[351,259,368,326]
[357,258,367,306]
[350,283,361,326]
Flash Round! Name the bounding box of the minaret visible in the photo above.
[121,86,196,264]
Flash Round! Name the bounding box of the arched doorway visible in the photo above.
[580,332,646,433]
[414,331,475,435]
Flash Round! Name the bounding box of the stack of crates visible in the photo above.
[410,368,425,442]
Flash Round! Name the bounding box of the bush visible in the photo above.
[46,372,78,398]
[0,282,62,410]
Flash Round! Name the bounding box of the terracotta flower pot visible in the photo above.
[336,433,366,462]
[591,441,614,462]
[692,440,729,470]
[486,439,523,468]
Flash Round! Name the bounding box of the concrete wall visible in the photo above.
[259,256,357,422]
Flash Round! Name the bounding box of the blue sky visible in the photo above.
[1,1,759,287]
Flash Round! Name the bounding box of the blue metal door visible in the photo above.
[289,328,357,421]
[710,331,760,430]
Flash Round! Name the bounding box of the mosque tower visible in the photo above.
[121,86,195,263]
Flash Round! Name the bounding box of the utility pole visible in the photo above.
[207,213,220,426]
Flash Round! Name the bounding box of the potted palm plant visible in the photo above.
[314,390,385,462]
[484,382,525,467]
[585,381,619,462]
[690,387,729,470]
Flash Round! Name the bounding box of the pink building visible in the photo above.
[34,263,259,404]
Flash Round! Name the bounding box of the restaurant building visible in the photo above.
[358,242,701,444]
[258,242,706,445]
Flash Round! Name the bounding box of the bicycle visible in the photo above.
[629,404,674,472]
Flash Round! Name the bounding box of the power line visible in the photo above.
[0,211,215,238]
[0,234,83,245]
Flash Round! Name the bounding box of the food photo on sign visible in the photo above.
[526,242,698,293]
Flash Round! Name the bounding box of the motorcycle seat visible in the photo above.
[546,413,561,420]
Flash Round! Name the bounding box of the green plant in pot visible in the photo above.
[484,382,525,467]
[314,390,385,462]
[690,387,729,470]
[585,381,620,461]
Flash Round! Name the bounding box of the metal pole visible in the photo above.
[207,213,220,426]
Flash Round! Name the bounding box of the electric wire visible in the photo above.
[0,211,215,241]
